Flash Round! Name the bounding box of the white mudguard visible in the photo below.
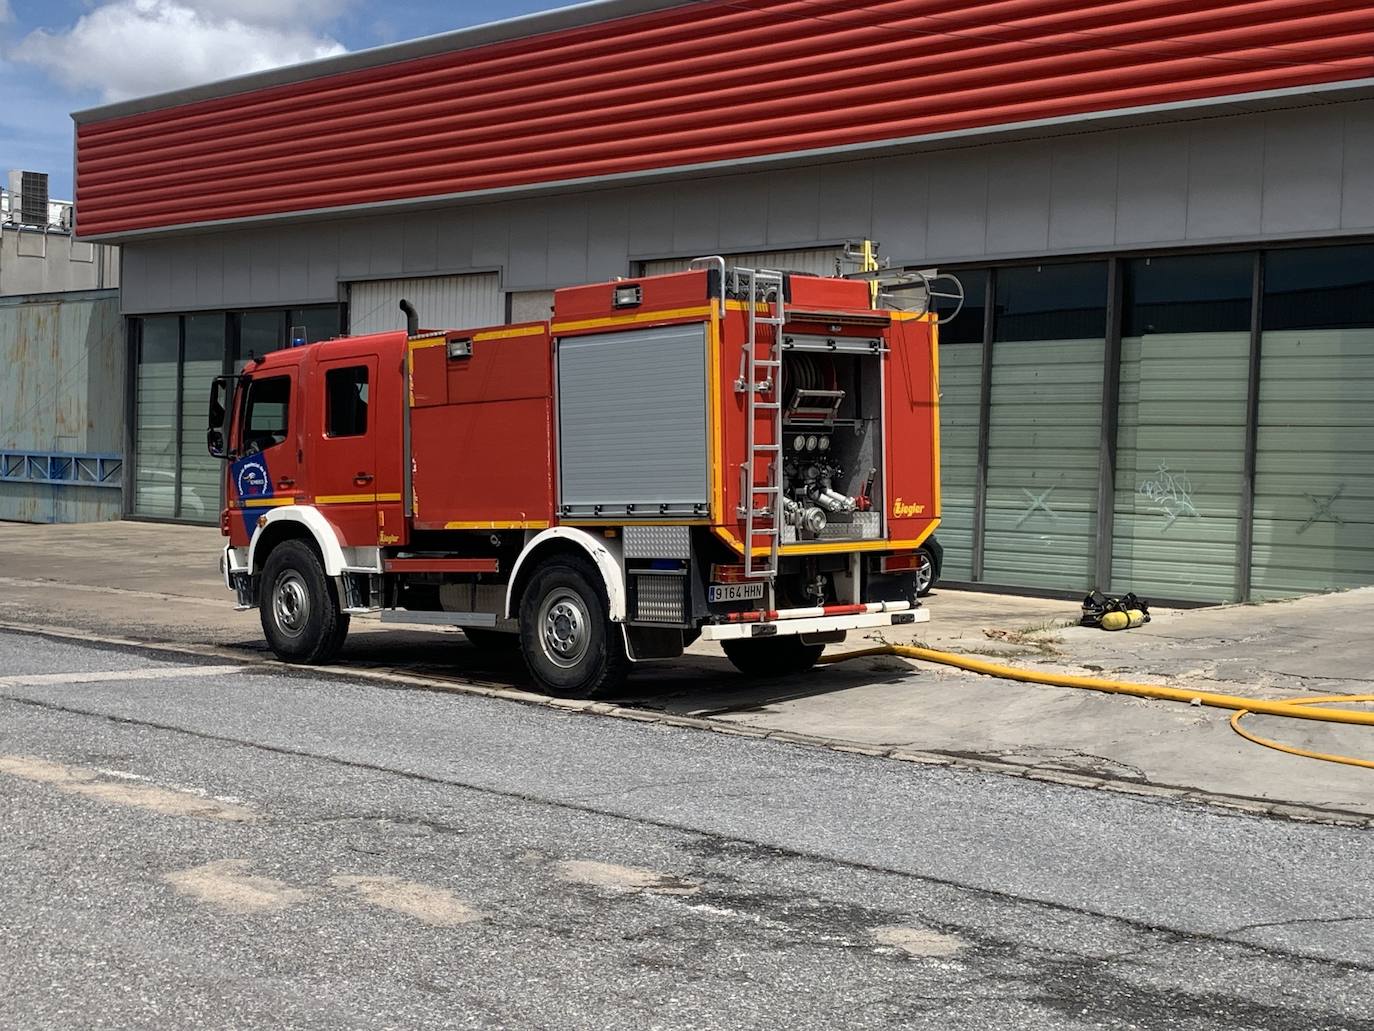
[247,506,349,576]
[506,527,626,622]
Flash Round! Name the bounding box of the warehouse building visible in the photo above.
[72,0,1374,602]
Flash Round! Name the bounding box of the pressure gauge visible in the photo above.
[793,434,807,450]
[806,435,818,451]
[817,436,830,452]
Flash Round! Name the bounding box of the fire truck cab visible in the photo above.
[210,260,945,697]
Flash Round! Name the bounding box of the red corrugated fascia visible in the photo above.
[75,6,1373,204]
[76,0,1355,194]
[75,0,1374,238]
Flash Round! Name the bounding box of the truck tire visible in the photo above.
[260,540,349,664]
[722,637,824,678]
[518,556,628,698]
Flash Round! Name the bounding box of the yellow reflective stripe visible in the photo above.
[474,325,545,341]
[552,306,712,333]
[407,336,447,351]
[315,492,402,505]
[443,519,550,530]
[241,497,296,509]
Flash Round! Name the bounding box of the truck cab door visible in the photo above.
[310,351,381,547]
[228,368,301,542]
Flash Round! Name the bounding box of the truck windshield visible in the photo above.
[241,375,292,454]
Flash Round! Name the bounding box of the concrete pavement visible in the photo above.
[1,520,1372,820]
[2,627,1372,1029]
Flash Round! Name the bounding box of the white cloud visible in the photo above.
[19,0,349,102]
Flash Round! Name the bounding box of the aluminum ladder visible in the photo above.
[735,267,787,591]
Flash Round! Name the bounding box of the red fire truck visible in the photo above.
[209,259,947,697]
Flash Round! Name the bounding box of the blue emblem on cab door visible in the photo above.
[231,454,272,534]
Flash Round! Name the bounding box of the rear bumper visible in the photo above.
[698,601,928,641]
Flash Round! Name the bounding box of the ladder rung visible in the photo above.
[753,444,781,451]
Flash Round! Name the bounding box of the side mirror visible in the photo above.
[207,376,233,460]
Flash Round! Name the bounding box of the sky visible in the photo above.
[0,0,570,198]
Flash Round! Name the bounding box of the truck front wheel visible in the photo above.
[518,557,628,698]
[722,637,824,678]
[260,540,349,664]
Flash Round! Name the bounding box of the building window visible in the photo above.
[1250,244,1374,598]
[934,268,987,581]
[129,303,341,523]
[1111,253,1253,603]
[133,316,180,518]
[325,366,368,438]
[983,262,1108,591]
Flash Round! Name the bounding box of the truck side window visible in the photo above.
[325,366,369,437]
[242,375,291,454]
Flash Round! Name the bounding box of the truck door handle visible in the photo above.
[277,477,295,489]
[354,472,374,485]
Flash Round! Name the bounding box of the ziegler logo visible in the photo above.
[235,459,271,499]
[892,498,925,518]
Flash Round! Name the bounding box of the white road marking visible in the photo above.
[0,664,244,688]
[0,756,256,821]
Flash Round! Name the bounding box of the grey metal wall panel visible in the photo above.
[435,207,475,272]
[1114,126,1191,246]
[1262,110,1343,235]
[927,152,989,259]
[986,145,1051,255]
[1185,118,1264,242]
[506,202,549,290]
[116,97,1374,315]
[1341,103,1374,228]
[818,162,874,244]
[627,185,674,258]
[873,154,929,265]
[1049,139,1119,251]
[557,323,708,515]
[585,194,630,280]
[716,176,769,251]
[547,201,589,287]
[402,212,438,273]
[278,229,310,302]
[765,166,820,246]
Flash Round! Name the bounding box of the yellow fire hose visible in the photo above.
[819,644,1374,770]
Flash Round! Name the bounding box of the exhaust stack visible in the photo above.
[399,298,419,337]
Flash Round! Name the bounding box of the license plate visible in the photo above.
[709,582,765,603]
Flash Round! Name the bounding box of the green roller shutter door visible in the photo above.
[1111,332,1249,602]
[1251,328,1374,598]
[936,342,980,579]
[983,338,1103,590]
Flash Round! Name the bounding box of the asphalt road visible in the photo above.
[1,629,1371,1030]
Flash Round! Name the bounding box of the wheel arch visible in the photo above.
[505,527,625,622]
[248,506,347,577]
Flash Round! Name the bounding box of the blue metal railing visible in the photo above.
[0,450,123,489]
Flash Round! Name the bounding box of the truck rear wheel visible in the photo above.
[260,540,349,664]
[722,637,824,678]
[518,557,628,698]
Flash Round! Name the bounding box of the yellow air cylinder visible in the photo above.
[1100,610,1130,631]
